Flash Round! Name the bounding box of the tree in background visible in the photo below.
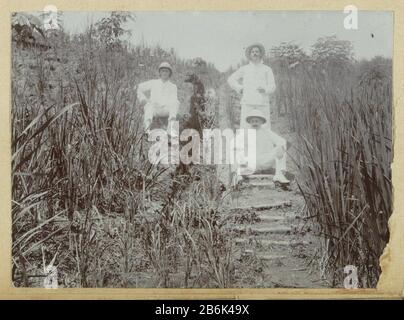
[311,35,355,88]
[269,42,308,117]
[94,11,135,50]
[11,12,46,48]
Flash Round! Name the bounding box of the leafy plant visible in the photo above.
[94,12,135,50]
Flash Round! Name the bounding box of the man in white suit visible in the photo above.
[137,62,179,134]
[227,43,276,129]
[137,62,180,165]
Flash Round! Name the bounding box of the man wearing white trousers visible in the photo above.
[137,62,179,135]
[227,43,275,129]
[137,62,180,165]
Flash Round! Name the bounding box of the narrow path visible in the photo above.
[217,85,326,288]
[229,177,325,287]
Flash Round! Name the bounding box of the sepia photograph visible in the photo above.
[10,8,394,290]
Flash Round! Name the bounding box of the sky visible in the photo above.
[59,11,393,72]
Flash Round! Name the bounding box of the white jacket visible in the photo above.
[137,79,180,119]
[227,61,276,105]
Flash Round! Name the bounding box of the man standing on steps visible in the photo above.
[227,43,275,129]
[137,62,180,135]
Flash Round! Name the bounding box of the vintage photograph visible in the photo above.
[11,10,393,289]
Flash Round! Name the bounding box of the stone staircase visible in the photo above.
[216,85,326,287]
[227,173,326,288]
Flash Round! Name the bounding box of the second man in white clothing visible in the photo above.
[227,43,276,129]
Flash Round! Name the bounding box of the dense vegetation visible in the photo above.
[268,38,392,287]
[11,12,392,288]
[12,12,232,288]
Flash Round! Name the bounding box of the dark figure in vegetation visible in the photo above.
[184,72,206,137]
[173,73,206,178]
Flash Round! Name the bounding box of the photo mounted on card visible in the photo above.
[1,0,403,299]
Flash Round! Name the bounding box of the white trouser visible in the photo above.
[233,129,287,176]
[144,102,169,128]
[144,102,178,136]
[255,147,286,173]
[240,104,271,129]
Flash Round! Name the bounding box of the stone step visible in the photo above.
[245,174,274,180]
[239,174,275,188]
[258,214,285,223]
[231,225,292,235]
[235,238,309,247]
[251,226,292,235]
[235,238,290,246]
[240,249,287,261]
[258,254,287,261]
[231,200,292,212]
[246,180,275,188]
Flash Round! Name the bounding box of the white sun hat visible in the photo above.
[245,43,266,59]
[158,62,173,76]
[246,109,267,124]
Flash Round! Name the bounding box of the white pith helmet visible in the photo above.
[158,62,173,76]
[246,109,267,124]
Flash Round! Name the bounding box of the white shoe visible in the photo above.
[239,167,255,176]
[232,174,244,187]
[273,173,290,185]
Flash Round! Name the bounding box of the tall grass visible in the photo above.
[141,165,234,287]
[270,42,392,287]
[11,20,231,287]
